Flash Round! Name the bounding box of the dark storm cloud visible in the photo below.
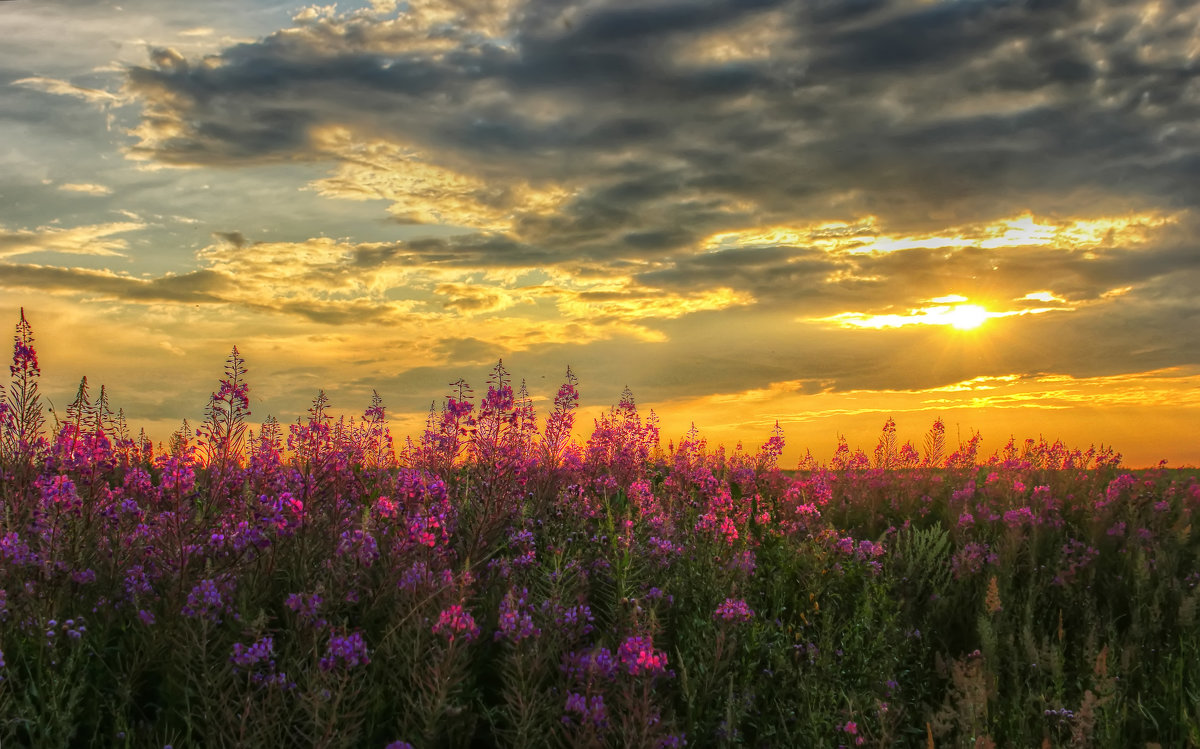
[113,0,1200,263]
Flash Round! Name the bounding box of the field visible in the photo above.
[1,314,1198,748]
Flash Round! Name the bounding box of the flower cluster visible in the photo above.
[181,578,236,624]
[231,636,275,670]
[561,648,618,684]
[495,587,540,643]
[432,604,480,643]
[713,597,754,623]
[617,635,671,678]
[319,631,370,671]
[563,692,608,731]
[951,542,999,579]
[840,719,865,745]
[284,591,327,628]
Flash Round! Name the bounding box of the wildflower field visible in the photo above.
[0,310,1197,749]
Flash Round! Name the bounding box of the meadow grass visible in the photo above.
[0,311,1197,748]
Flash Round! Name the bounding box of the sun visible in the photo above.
[945,304,990,330]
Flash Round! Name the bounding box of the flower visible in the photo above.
[495,588,540,643]
[433,604,480,642]
[563,692,608,730]
[181,577,235,623]
[231,636,275,670]
[713,597,754,623]
[319,631,370,671]
[617,635,670,678]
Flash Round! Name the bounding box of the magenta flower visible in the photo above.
[714,598,754,623]
[617,635,670,677]
[433,604,480,642]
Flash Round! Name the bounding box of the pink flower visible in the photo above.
[617,635,670,677]
[433,604,480,642]
[713,598,754,623]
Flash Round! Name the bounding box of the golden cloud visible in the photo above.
[309,128,574,232]
[703,210,1178,255]
[57,183,114,196]
[0,221,144,259]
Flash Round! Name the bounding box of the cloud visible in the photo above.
[0,221,144,259]
[100,0,1199,316]
[212,230,247,249]
[0,263,229,303]
[13,76,128,106]
[58,182,113,196]
[112,1,1198,226]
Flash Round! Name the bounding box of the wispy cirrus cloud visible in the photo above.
[57,182,113,196]
[0,221,144,259]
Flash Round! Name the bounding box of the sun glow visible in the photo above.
[944,304,990,330]
[822,301,1001,330]
[701,211,1175,255]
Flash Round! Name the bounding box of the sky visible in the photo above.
[2,0,1199,467]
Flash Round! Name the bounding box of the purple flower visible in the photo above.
[542,599,595,642]
[320,631,370,671]
[124,565,154,598]
[561,648,617,684]
[285,591,327,629]
[231,636,275,670]
[1002,506,1036,528]
[182,577,235,623]
[337,529,380,567]
[951,542,998,579]
[563,692,608,730]
[714,597,754,623]
[495,588,540,643]
[0,532,35,566]
[728,549,757,575]
[398,560,452,593]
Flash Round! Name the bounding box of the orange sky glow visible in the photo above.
[3,0,1199,467]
